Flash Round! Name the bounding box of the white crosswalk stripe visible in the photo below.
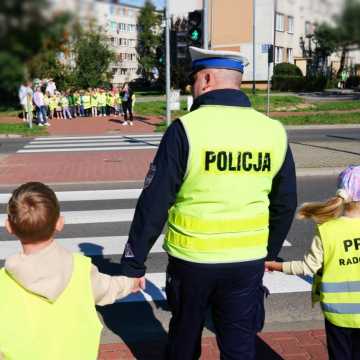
[0,187,309,304]
[17,134,163,153]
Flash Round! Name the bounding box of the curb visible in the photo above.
[0,134,24,139]
[285,124,360,130]
[296,167,344,177]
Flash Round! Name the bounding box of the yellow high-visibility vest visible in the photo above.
[0,254,102,359]
[317,217,360,328]
[164,105,287,263]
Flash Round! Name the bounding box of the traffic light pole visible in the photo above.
[252,0,256,94]
[165,0,171,126]
[203,0,209,49]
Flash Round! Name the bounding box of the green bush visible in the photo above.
[303,75,328,91]
[345,75,360,89]
[272,75,305,91]
[273,63,303,77]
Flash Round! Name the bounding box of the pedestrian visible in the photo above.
[18,81,33,123]
[0,182,140,360]
[43,91,51,118]
[33,87,50,126]
[98,88,107,117]
[68,91,77,118]
[83,90,92,117]
[120,83,133,126]
[266,165,360,360]
[45,78,57,96]
[55,91,63,119]
[121,46,297,359]
[49,93,57,119]
[91,89,98,117]
[61,92,72,119]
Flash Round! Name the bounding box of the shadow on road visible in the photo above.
[79,242,168,360]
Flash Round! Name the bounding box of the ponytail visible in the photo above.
[297,196,344,224]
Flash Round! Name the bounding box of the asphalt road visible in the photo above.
[0,175,338,342]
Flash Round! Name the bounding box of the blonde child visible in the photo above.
[0,182,140,360]
[266,165,360,360]
[49,93,57,119]
[55,91,63,119]
[91,89,98,117]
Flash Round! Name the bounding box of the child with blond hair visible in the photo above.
[266,165,360,360]
[0,182,141,360]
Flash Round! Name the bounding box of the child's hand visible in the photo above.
[131,276,146,293]
[265,261,283,272]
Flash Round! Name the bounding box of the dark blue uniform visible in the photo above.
[121,89,297,359]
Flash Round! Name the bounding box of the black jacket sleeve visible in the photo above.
[266,145,298,260]
[121,120,188,277]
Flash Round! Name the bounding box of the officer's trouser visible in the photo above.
[165,256,266,360]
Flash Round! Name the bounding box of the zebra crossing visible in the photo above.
[0,186,312,304]
[17,134,163,154]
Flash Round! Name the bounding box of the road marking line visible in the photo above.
[0,235,165,259]
[119,271,311,303]
[0,209,135,225]
[0,189,142,204]
[24,141,161,149]
[34,134,163,141]
[18,146,158,153]
[27,138,162,145]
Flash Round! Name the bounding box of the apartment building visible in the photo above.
[50,0,143,86]
[170,0,355,83]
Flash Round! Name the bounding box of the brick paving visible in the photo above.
[0,150,155,185]
[98,331,328,359]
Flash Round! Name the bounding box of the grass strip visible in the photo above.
[0,123,47,136]
[276,112,360,125]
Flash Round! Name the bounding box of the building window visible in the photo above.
[275,13,284,32]
[287,16,294,34]
[275,46,284,63]
[305,21,312,35]
[287,48,293,63]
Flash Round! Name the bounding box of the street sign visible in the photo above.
[170,89,180,111]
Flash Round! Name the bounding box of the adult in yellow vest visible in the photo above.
[121,46,297,359]
[267,166,360,359]
[82,90,91,117]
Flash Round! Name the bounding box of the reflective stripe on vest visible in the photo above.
[0,254,102,359]
[317,217,360,328]
[164,105,287,263]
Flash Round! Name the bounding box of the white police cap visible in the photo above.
[189,46,249,74]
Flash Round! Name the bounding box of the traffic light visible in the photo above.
[171,30,188,66]
[188,10,203,47]
[156,45,165,65]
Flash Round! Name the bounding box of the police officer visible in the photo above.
[122,47,297,359]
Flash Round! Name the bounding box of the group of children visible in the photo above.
[0,165,359,359]
[44,87,135,123]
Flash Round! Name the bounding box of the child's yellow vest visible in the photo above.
[164,105,287,263]
[317,217,360,328]
[0,254,102,359]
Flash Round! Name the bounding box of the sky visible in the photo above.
[123,0,164,9]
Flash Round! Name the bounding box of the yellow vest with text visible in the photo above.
[164,105,287,263]
[0,254,102,360]
[317,217,360,328]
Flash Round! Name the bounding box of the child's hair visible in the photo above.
[297,197,358,224]
[7,182,60,243]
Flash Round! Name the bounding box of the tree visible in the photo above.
[0,0,71,104]
[136,0,162,82]
[334,0,360,76]
[72,29,116,89]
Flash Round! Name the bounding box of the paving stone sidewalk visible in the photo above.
[98,331,328,359]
